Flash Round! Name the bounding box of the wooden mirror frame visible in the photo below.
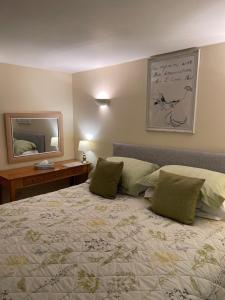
[4,112,64,164]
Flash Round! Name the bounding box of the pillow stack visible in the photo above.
[89,157,225,224]
[150,170,205,224]
[89,156,159,199]
[139,165,225,223]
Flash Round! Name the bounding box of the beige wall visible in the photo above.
[72,42,225,162]
[1,42,225,169]
[0,63,74,170]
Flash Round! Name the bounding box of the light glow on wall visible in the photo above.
[85,133,94,140]
[99,104,109,111]
[96,91,109,99]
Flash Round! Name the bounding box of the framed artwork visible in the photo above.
[146,48,199,133]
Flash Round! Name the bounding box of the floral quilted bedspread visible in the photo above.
[0,183,225,300]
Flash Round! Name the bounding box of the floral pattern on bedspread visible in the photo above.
[0,183,225,300]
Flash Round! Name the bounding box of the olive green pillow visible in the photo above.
[89,157,124,199]
[107,156,159,196]
[151,170,205,225]
[138,165,225,208]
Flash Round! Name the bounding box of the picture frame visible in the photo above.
[146,48,200,133]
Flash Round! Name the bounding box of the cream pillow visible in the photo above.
[107,157,159,196]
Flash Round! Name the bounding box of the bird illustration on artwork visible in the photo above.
[153,86,193,127]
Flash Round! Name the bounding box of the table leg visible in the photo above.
[74,174,88,185]
[70,176,75,186]
[0,185,2,205]
[9,183,17,202]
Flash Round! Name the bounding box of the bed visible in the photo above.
[1,143,225,299]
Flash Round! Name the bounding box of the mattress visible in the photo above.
[0,183,225,299]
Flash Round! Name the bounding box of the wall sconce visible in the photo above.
[95,98,110,106]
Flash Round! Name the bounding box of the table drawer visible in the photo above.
[44,166,86,181]
[63,166,87,176]
[23,175,44,186]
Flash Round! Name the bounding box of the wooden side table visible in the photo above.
[0,160,90,203]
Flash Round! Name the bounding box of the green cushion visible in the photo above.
[14,139,37,155]
[151,170,205,225]
[107,156,159,196]
[89,158,123,199]
[138,165,225,208]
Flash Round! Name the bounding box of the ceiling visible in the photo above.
[0,0,225,73]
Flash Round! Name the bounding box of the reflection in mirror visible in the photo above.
[12,118,59,156]
[5,112,64,163]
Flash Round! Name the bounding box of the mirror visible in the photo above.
[5,112,64,163]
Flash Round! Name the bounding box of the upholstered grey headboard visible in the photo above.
[113,143,225,173]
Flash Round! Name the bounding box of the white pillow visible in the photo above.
[196,200,225,220]
[144,187,155,199]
